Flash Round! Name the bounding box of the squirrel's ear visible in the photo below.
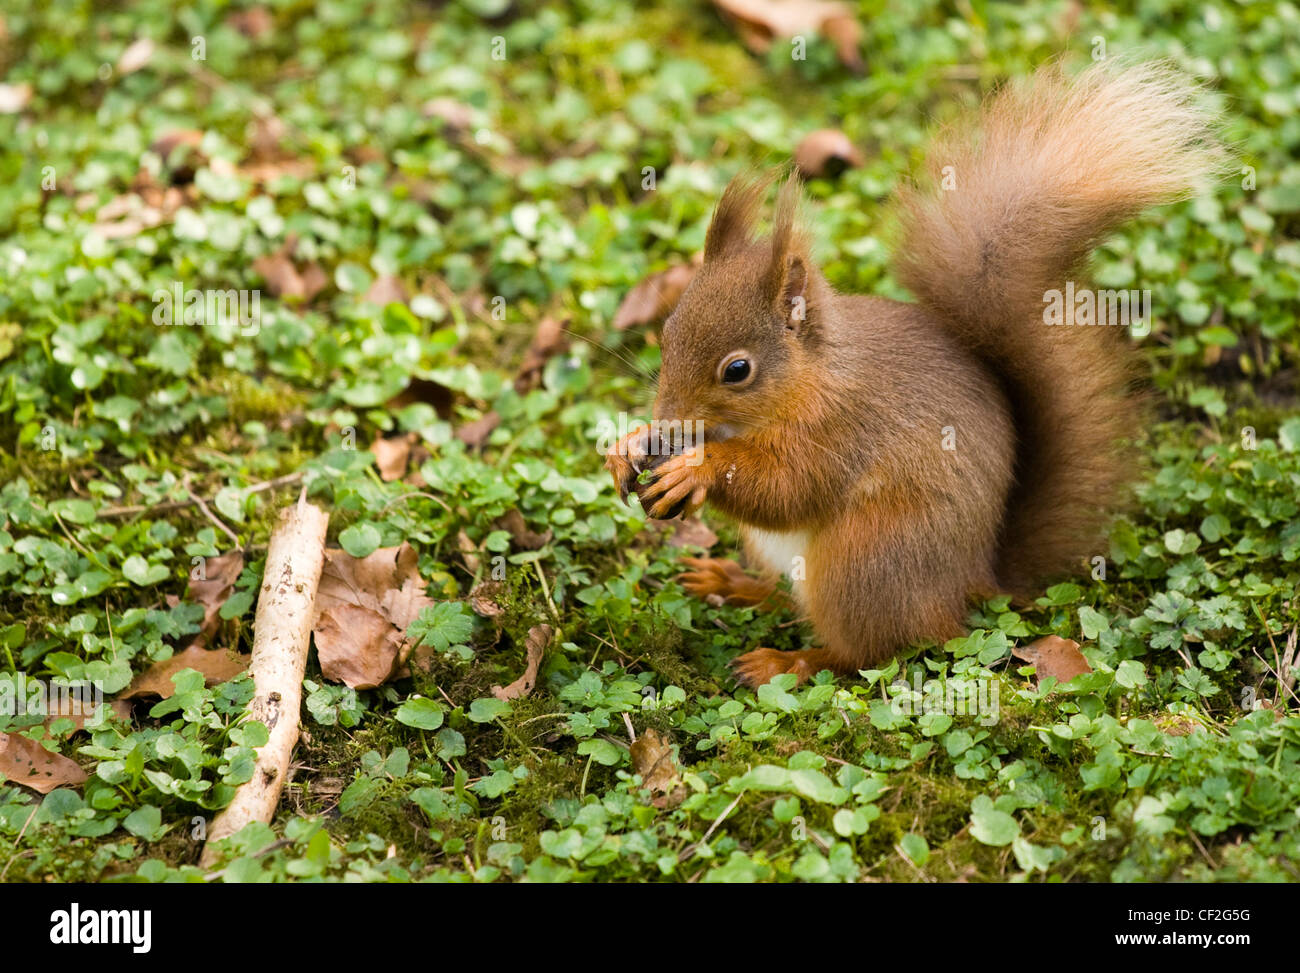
[767,175,813,334]
[776,254,810,334]
[704,172,772,261]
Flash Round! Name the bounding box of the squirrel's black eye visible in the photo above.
[722,358,751,384]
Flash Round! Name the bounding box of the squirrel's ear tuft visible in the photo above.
[704,171,773,261]
[767,175,813,333]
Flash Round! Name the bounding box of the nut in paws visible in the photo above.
[636,447,708,520]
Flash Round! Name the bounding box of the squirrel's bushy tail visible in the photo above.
[892,60,1222,592]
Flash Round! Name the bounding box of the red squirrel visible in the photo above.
[605,61,1221,686]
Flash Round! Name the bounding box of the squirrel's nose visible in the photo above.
[652,392,685,424]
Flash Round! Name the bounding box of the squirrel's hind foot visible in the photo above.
[730,647,838,687]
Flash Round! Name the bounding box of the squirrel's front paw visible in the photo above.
[637,447,709,520]
[604,424,652,504]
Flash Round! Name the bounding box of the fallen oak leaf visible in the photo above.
[90,194,168,240]
[629,727,685,807]
[820,13,864,72]
[226,6,274,39]
[469,580,507,619]
[492,624,553,701]
[514,316,569,393]
[121,644,250,700]
[363,274,409,307]
[0,82,33,114]
[116,37,155,75]
[712,0,862,71]
[455,411,501,449]
[1011,635,1092,687]
[149,128,204,160]
[455,530,483,579]
[252,253,327,301]
[0,732,86,794]
[313,602,403,690]
[495,509,552,550]
[370,433,415,482]
[422,97,475,133]
[462,580,507,656]
[188,550,245,645]
[238,156,316,185]
[253,235,328,302]
[51,699,133,733]
[613,256,701,331]
[246,114,289,163]
[149,128,207,185]
[312,543,435,689]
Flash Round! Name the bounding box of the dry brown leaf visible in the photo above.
[495,509,552,550]
[237,114,314,184]
[370,434,414,482]
[514,316,570,393]
[238,157,316,185]
[91,194,167,240]
[150,129,204,160]
[712,0,862,71]
[821,13,864,72]
[252,253,322,301]
[0,732,86,794]
[0,82,32,114]
[1011,635,1092,687]
[613,257,701,331]
[457,530,482,576]
[149,129,208,185]
[794,128,864,178]
[122,645,251,700]
[312,543,435,689]
[469,580,507,618]
[56,699,133,733]
[313,603,400,690]
[347,145,386,166]
[364,274,409,307]
[492,624,553,701]
[226,7,274,39]
[455,411,501,449]
[422,97,474,132]
[253,235,328,302]
[116,37,155,75]
[247,114,288,163]
[667,517,719,550]
[188,550,245,645]
[630,728,684,806]
[300,263,329,299]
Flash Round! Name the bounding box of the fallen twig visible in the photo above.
[199,492,328,867]
[183,474,243,550]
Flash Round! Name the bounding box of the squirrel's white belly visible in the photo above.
[743,527,810,593]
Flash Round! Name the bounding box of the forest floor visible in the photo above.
[1,0,1298,881]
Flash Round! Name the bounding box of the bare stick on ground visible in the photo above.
[200,493,329,868]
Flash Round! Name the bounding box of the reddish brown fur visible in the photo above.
[677,557,785,608]
[606,61,1222,685]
